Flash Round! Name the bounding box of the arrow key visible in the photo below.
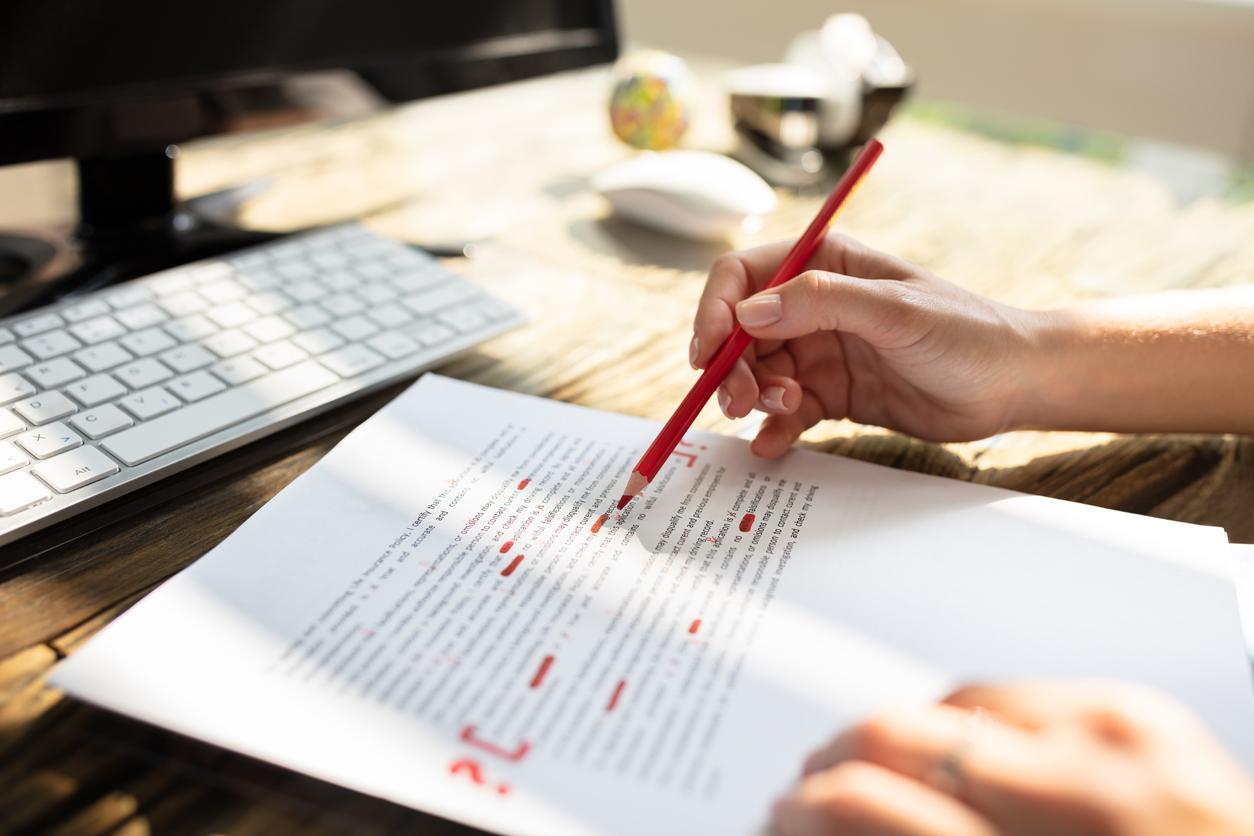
[16,421,82,459]
[33,445,120,492]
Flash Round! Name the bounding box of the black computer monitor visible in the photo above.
[0,1,618,312]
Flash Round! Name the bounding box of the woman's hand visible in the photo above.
[691,235,1041,457]
[771,681,1254,836]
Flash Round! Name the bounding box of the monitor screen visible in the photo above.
[0,0,617,162]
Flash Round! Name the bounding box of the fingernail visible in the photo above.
[717,388,731,417]
[736,294,782,328]
[762,386,786,411]
[688,334,699,369]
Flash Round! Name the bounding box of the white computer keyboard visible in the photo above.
[0,223,526,548]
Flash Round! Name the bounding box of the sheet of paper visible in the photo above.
[53,375,1254,836]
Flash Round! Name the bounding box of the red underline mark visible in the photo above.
[688,619,701,634]
[590,514,608,533]
[499,541,514,553]
[739,513,755,532]
[606,679,626,712]
[501,555,524,577]
[460,725,531,762]
[530,655,555,688]
[517,478,530,489]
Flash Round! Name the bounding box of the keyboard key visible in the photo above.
[102,285,153,309]
[244,290,293,316]
[283,304,332,329]
[202,329,259,358]
[69,315,128,345]
[188,262,235,283]
[0,409,23,439]
[0,441,29,474]
[0,470,51,514]
[25,357,87,389]
[70,404,134,439]
[365,331,420,360]
[13,313,64,338]
[321,293,366,317]
[61,299,111,323]
[321,272,357,292]
[14,391,77,425]
[438,306,489,333]
[236,269,283,292]
[74,342,134,373]
[401,283,479,316]
[290,328,344,355]
[157,290,209,317]
[164,314,218,342]
[17,422,81,459]
[253,340,309,370]
[0,373,36,405]
[159,343,216,373]
[199,278,247,304]
[167,370,228,402]
[21,329,83,361]
[115,358,174,389]
[206,302,258,329]
[149,272,194,295]
[273,261,317,281]
[209,356,268,386]
[114,302,170,330]
[243,315,296,344]
[317,344,386,377]
[366,304,413,330]
[409,322,457,347]
[0,328,13,345]
[330,315,379,342]
[119,387,181,421]
[65,374,128,408]
[391,271,446,294]
[33,446,120,493]
[0,345,34,374]
[103,361,340,465]
[120,326,178,357]
[286,280,328,302]
[357,283,397,304]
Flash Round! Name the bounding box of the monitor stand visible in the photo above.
[0,150,284,318]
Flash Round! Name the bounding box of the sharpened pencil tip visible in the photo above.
[617,494,631,511]
[617,471,650,510]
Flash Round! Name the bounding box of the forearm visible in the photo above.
[1013,286,1254,435]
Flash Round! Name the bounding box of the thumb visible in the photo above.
[734,270,925,350]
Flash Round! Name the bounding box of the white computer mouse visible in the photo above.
[591,150,777,241]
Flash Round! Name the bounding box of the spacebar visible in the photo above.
[102,361,341,466]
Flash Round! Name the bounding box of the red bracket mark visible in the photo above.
[530,655,555,688]
[590,514,608,534]
[517,478,530,490]
[688,619,701,634]
[450,758,511,794]
[460,725,531,762]
[671,451,698,468]
[678,440,708,450]
[500,541,514,553]
[606,679,626,712]
[739,513,756,532]
[501,555,524,577]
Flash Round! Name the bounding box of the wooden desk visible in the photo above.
[2,65,1253,835]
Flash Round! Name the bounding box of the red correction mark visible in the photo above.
[590,514,608,533]
[460,725,531,762]
[450,759,512,795]
[501,555,524,577]
[530,655,555,688]
[606,680,626,712]
[671,451,698,467]
[688,619,701,634]
[500,541,514,553]
[517,478,530,489]
[739,513,755,532]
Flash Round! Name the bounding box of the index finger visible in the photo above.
[691,240,795,370]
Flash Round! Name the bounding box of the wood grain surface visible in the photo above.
[1,64,1252,835]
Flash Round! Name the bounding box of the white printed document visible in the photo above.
[53,375,1254,836]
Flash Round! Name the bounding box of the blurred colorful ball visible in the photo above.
[608,50,697,151]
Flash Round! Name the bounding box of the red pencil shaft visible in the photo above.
[630,139,884,486]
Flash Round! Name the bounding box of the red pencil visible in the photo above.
[616,139,884,510]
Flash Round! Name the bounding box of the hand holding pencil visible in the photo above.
[616,140,884,509]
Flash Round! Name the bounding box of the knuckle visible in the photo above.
[807,762,887,825]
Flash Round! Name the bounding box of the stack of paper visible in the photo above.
[53,375,1254,836]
